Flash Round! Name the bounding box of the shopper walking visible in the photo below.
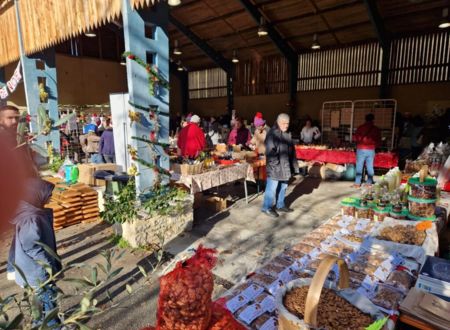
[12,177,62,328]
[262,113,299,218]
[100,118,116,163]
[353,113,381,186]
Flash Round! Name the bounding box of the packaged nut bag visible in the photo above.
[156,245,217,330]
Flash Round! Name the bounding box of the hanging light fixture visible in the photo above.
[177,61,184,71]
[120,58,126,66]
[173,40,182,55]
[168,0,181,6]
[439,8,450,29]
[257,17,268,37]
[232,50,239,63]
[311,33,321,50]
[85,29,96,38]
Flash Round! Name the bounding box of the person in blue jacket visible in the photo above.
[12,177,62,328]
[99,118,115,163]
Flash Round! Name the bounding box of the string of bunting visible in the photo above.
[123,51,170,96]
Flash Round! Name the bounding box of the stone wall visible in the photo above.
[121,194,194,248]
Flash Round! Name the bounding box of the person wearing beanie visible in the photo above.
[250,113,269,154]
[177,114,206,158]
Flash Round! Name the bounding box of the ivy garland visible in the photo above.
[131,136,170,148]
[123,51,170,96]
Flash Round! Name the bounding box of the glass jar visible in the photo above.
[408,177,437,199]
[373,206,391,222]
[341,198,357,217]
[408,196,436,218]
[355,204,372,220]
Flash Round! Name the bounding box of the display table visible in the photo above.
[171,163,255,203]
[295,146,398,169]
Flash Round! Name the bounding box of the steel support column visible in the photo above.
[363,0,391,98]
[122,0,170,194]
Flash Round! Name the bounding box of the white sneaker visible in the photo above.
[6,271,15,281]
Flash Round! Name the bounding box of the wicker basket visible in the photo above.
[172,162,204,175]
[278,256,350,330]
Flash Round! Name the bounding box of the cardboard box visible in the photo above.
[77,163,120,186]
[205,196,227,212]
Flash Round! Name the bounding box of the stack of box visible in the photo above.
[416,256,450,301]
[51,188,84,228]
[68,184,100,224]
[46,202,66,230]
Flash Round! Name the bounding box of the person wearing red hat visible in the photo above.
[250,112,268,154]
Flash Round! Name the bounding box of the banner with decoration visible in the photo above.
[0,62,22,99]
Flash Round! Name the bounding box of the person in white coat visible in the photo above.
[301,119,321,144]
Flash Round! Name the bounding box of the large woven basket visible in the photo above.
[278,256,350,330]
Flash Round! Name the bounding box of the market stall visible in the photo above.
[295,145,399,169]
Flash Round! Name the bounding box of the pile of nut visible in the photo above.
[158,260,215,329]
[283,287,373,329]
[377,225,426,245]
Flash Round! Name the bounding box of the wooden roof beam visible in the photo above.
[176,0,361,48]
[363,0,390,49]
[238,0,297,61]
[169,15,232,73]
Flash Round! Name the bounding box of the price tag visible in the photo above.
[260,317,278,330]
[356,219,370,231]
[241,284,264,300]
[226,294,249,313]
[374,266,390,281]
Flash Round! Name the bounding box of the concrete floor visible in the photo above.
[0,177,357,329]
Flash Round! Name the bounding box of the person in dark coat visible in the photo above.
[100,118,115,163]
[262,113,299,218]
[12,177,62,328]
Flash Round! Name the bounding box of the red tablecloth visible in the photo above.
[295,146,398,169]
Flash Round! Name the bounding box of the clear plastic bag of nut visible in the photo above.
[250,313,277,330]
[291,242,316,254]
[370,284,405,312]
[385,270,415,294]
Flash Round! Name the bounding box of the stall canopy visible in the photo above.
[0,0,157,68]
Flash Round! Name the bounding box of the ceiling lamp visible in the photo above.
[257,17,268,37]
[120,58,126,66]
[439,8,450,29]
[85,29,96,38]
[168,0,181,6]
[173,40,182,55]
[177,61,184,71]
[311,33,321,50]
[232,50,239,63]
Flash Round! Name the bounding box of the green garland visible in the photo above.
[128,101,169,117]
[134,157,171,177]
[123,51,170,96]
[132,136,170,148]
